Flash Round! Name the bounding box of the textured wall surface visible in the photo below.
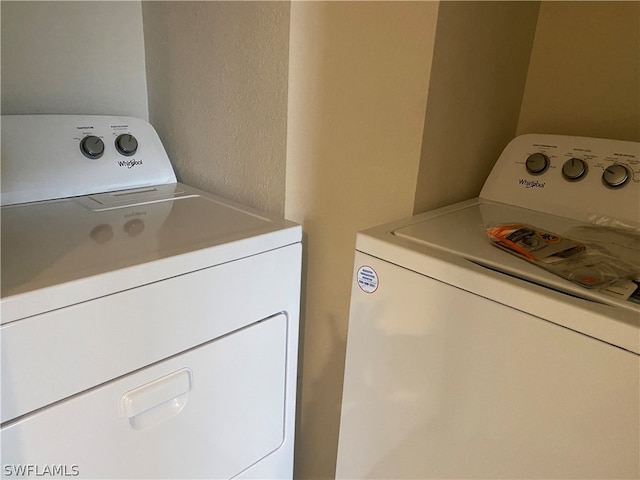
[285,2,440,477]
[413,1,540,214]
[1,1,148,119]
[7,2,637,479]
[142,1,289,214]
[517,1,640,142]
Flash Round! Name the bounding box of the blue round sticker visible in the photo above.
[357,266,379,293]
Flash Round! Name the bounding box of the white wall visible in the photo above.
[1,1,148,119]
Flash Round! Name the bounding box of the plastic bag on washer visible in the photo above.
[486,223,640,289]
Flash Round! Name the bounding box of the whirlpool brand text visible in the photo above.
[519,178,545,189]
[118,159,143,169]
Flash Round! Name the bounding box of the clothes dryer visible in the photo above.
[1,115,301,479]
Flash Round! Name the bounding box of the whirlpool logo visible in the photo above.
[519,178,545,189]
[118,159,143,169]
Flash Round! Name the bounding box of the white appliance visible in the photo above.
[337,134,640,479]
[1,115,301,479]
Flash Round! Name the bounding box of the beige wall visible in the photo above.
[285,2,440,477]
[1,1,148,119]
[5,2,639,479]
[413,1,540,214]
[518,1,640,142]
[142,1,290,214]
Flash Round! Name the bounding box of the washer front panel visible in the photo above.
[337,252,639,479]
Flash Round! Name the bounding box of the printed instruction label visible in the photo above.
[357,266,379,293]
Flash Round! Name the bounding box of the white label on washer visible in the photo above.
[357,266,379,293]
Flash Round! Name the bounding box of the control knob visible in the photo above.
[115,134,138,156]
[80,136,105,159]
[562,158,587,181]
[602,164,630,188]
[525,152,550,175]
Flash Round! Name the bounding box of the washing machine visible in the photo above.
[1,115,301,479]
[337,134,640,479]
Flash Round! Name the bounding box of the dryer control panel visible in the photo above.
[1,115,177,206]
[480,134,640,226]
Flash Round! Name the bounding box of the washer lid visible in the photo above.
[1,183,301,323]
[355,198,639,354]
[392,199,639,309]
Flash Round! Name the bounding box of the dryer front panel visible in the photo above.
[1,244,301,423]
[2,314,288,479]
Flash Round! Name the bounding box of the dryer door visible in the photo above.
[1,314,288,479]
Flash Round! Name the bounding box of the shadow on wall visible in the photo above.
[295,311,348,480]
[285,2,442,477]
[292,226,355,479]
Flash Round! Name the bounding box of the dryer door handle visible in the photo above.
[119,368,193,430]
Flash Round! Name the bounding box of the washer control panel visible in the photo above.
[1,115,176,206]
[481,134,640,225]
